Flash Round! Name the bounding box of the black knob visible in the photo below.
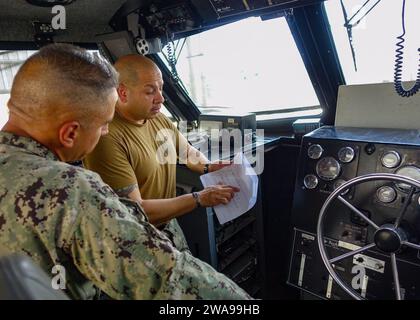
[364,143,376,155]
[374,228,401,253]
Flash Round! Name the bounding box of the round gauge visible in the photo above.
[304,174,318,189]
[316,157,341,181]
[333,179,350,195]
[395,166,420,192]
[308,144,324,160]
[377,186,397,203]
[338,147,355,163]
[381,151,401,168]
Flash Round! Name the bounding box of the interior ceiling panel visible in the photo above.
[0,0,327,46]
[0,0,127,44]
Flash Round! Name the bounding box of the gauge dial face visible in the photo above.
[381,151,401,168]
[304,174,318,189]
[316,157,341,181]
[395,166,420,192]
[308,144,323,160]
[338,147,355,163]
[377,186,397,203]
[333,179,349,195]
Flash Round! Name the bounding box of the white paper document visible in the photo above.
[200,153,259,224]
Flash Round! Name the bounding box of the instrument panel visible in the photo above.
[302,140,361,202]
[288,126,420,299]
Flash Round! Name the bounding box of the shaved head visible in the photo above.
[8,43,118,128]
[114,54,160,87]
[112,54,165,123]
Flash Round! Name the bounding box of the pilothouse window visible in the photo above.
[158,16,320,116]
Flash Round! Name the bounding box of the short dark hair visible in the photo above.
[34,43,118,93]
[9,43,118,126]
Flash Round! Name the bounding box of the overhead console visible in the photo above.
[109,0,326,40]
[192,0,324,23]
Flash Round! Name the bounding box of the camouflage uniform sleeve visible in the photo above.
[69,172,251,300]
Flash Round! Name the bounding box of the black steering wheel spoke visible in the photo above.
[401,241,420,250]
[394,186,416,228]
[390,253,402,300]
[337,195,380,230]
[329,242,376,264]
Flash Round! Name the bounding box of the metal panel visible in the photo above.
[0,0,126,43]
[335,82,420,130]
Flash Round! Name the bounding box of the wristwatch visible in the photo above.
[203,163,210,174]
[192,192,201,208]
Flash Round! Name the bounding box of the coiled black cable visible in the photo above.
[166,40,181,83]
[394,0,420,97]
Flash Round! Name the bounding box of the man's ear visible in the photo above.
[58,121,80,148]
[117,84,128,103]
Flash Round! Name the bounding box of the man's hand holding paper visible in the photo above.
[200,153,259,224]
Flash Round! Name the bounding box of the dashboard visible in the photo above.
[288,126,420,299]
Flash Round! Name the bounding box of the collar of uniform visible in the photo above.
[0,131,59,161]
[114,108,148,127]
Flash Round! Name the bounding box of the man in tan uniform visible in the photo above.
[84,55,236,251]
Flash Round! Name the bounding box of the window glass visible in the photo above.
[158,16,320,116]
